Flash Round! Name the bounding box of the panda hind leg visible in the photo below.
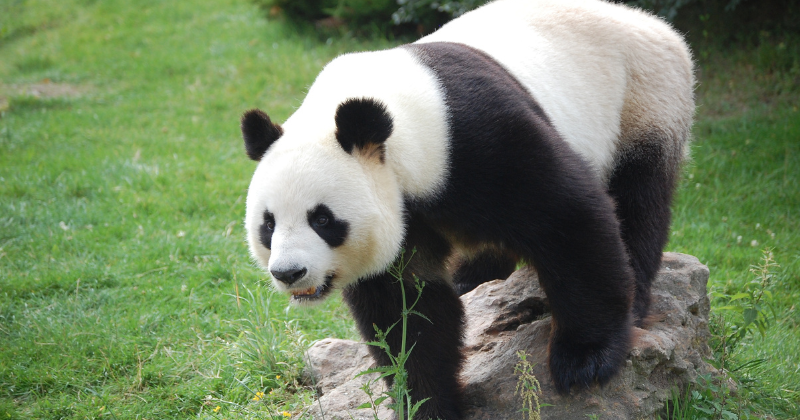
[451,249,517,296]
[608,139,682,327]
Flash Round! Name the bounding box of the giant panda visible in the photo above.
[240,0,694,418]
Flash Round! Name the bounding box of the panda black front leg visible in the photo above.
[342,215,464,420]
[507,181,636,395]
[342,273,465,420]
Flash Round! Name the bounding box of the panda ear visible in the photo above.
[241,109,283,161]
[335,98,394,162]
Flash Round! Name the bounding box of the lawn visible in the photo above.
[0,0,797,419]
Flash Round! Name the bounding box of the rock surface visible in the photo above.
[303,253,714,419]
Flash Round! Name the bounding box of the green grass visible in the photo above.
[0,0,798,418]
[0,0,385,418]
[668,44,800,417]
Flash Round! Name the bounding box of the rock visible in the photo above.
[303,338,395,420]
[303,253,714,420]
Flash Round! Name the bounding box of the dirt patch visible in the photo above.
[0,80,92,113]
[1,79,91,99]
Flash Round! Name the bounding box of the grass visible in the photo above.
[667,39,800,417]
[0,0,380,418]
[0,0,797,418]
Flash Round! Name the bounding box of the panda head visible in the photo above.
[241,98,405,305]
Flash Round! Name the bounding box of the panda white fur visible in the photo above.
[240,0,694,418]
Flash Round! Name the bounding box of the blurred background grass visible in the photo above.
[0,0,797,418]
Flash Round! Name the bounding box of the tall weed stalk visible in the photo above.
[356,249,431,420]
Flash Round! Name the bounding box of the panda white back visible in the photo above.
[418,0,694,179]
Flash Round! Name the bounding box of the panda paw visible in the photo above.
[548,333,630,395]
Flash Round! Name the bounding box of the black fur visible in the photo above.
[452,250,517,296]
[241,109,283,161]
[342,213,463,420]
[402,42,636,397]
[259,210,274,249]
[608,140,679,326]
[335,97,394,159]
[307,204,350,248]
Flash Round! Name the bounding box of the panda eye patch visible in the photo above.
[307,204,349,248]
[259,210,275,249]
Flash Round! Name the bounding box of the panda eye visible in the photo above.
[315,215,329,227]
[264,212,275,231]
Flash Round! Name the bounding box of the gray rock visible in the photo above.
[302,338,394,420]
[304,253,715,420]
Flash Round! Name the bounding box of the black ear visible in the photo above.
[335,98,394,160]
[241,109,283,161]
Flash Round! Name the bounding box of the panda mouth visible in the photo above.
[289,274,334,302]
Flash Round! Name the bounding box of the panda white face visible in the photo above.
[244,124,405,306]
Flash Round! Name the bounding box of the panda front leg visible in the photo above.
[500,175,637,394]
[342,273,464,420]
[342,216,464,420]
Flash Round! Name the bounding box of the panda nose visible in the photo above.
[271,267,307,285]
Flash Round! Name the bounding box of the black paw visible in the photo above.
[548,332,631,395]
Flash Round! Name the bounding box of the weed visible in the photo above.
[711,249,779,362]
[514,350,543,420]
[356,249,431,420]
[665,249,783,419]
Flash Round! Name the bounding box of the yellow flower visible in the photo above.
[275,375,281,380]
[213,406,221,413]
[282,411,291,417]
[252,391,265,401]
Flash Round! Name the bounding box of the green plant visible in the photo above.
[664,249,783,420]
[252,0,493,35]
[356,249,430,420]
[514,350,543,420]
[712,248,779,352]
[392,0,490,30]
[663,381,735,420]
[253,0,397,33]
